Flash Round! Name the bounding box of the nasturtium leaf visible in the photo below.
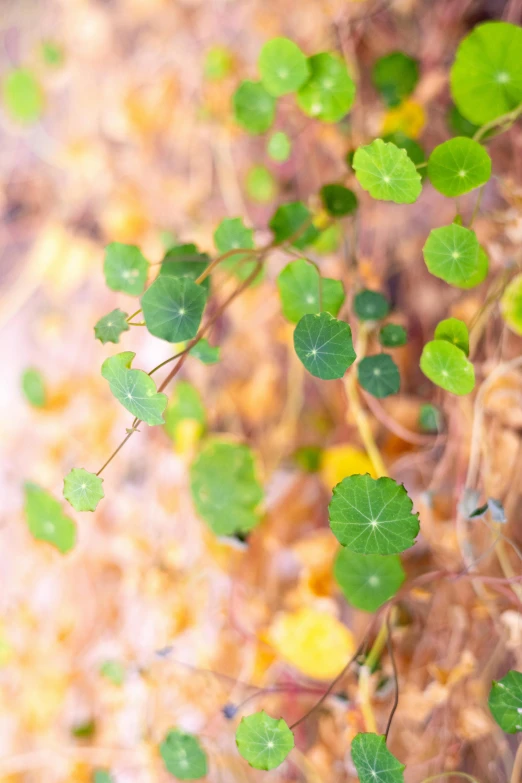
[427,137,491,197]
[379,324,407,348]
[233,80,276,134]
[351,733,405,783]
[434,317,469,355]
[329,474,420,554]
[322,278,346,318]
[93,771,113,783]
[2,68,44,123]
[189,338,220,364]
[358,354,400,398]
[101,352,168,425]
[103,243,149,296]
[246,165,277,203]
[313,223,342,254]
[158,244,210,292]
[297,52,355,123]
[213,217,260,282]
[160,729,208,780]
[320,184,358,217]
[277,259,345,323]
[501,273,522,335]
[383,132,426,175]
[94,309,130,345]
[488,670,522,733]
[354,289,390,321]
[450,21,522,125]
[190,440,264,536]
[24,483,76,554]
[423,224,479,286]
[100,660,125,686]
[448,104,480,139]
[63,468,104,512]
[420,340,475,395]
[334,549,405,613]
[268,131,291,162]
[204,45,233,81]
[458,246,489,289]
[419,403,442,433]
[236,711,294,771]
[258,37,309,97]
[294,445,322,473]
[21,367,46,408]
[294,312,356,380]
[372,51,419,107]
[141,276,207,343]
[269,201,319,249]
[353,139,422,204]
[164,382,206,442]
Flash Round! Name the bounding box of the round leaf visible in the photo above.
[334,549,405,612]
[141,276,207,343]
[158,244,210,292]
[21,368,46,408]
[488,670,522,734]
[320,184,358,217]
[353,139,422,204]
[419,403,442,433]
[434,317,469,355]
[160,729,208,780]
[277,259,345,323]
[233,80,275,134]
[358,354,400,398]
[3,68,44,123]
[269,201,319,249]
[383,132,426,175]
[204,45,233,81]
[94,309,130,345]
[501,272,522,335]
[24,483,76,554]
[456,245,489,289]
[293,312,356,380]
[214,217,260,282]
[379,324,407,348]
[420,340,475,395]
[329,474,420,554]
[101,352,168,425]
[246,165,277,203]
[63,468,104,512]
[423,223,479,286]
[351,733,405,783]
[268,131,291,162]
[427,137,491,197]
[104,243,149,296]
[354,289,390,321]
[258,38,309,97]
[236,711,294,771]
[297,52,355,123]
[372,52,419,107]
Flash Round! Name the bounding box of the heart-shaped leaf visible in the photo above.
[94,309,130,345]
[258,37,309,97]
[103,243,149,296]
[420,340,475,395]
[351,733,405,783]
[24,483,76,554]
[334,549,405,612]
[297,52,355,123]
[423,224,479,286]
[353,139,422,204]
[101,352,168,425]
[160,729,208,780]
[434,317,469,355]
[428,137,491,197]
[358,354,400,398]
[488,670,522,733]
[293,312,356,380]
[236,711,294,771]
[63,468,104,512]
[141,276,207,343]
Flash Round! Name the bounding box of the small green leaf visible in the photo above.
[434,317,469,355]
[419,403,442,433]
[72,719,96,738]
[293,312,356,380]
[160,729,208,780]
[353,139,422,204]
[204,45,233,81]
[379,324,407,348]
[63,468,104,512]
[488,670,522,733]
[420,340,475,395]
[351,733,405,783]
[246,165,277,203]
[320,184,358,217]
[294,445,322,473]
[383,133,426,174]
[41,41,65,67]
[277,259,345,323]
[158,244,210,292]
[297,52,355,123]
[214,217,260,282]
[358,354,400,398]
[501,273,522,335]
[101,352,168,425]
[233,80,275,134]
[427,137,491,197]
[3,68,44,123]
[24,483,76,554]
[103,243,149,296]
[235,711,294,771]
[354,289,390,321]
[190,338,220,364]
[372,52,419,107]
[269,201,319,249]
[258,38,309,97]
[93,771,113,783]
[21,368,46,408]
[100,660,125,686]
[141,276,207,343]
[334,549,405,613]
[94,309,130,345]
[329,474,419,554]
[313,224,342,254]
[268,131,291,162]
[164,382,206,441]
[423,224,479,286]
[190,440,264,536]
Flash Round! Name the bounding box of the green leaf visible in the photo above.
[94,309,130,345]
[313,224,342,254]
[277,259,345,323]
[297,52,355,123]
[141,276,207,343]
[158,244,210,292]
[447,104,480,139]
[204,45,233,81]
[190,440,264,536]
[422,223,479,286]
[320,184,358,217]
[100,660,125,686]
[488,670,522,733]
[501,272,522,335]
[354,289,390,321]
[268,131,291,162]
[72,719,96,738]
[269,201,319,249]
[2,68,44,123]
[21,368,46,408]
[63,468,104,512]
[213,217,260,282]
[164,382,206,441]
[456,245,489,289]
[293,312,356,380]
[246,165,277,203]
[334,549,405,613]
[189,338,220,364]
[41,41,65,67]
[353,139,422,204]
[434,317,469,355]
[160,729,208,780]
[420,340,475,395]
[24,483,76,554]
[379,324,407,348]
[233,80,275,134]
[103,243,149,296]
[383,133,426,174]
[329,474,419,554]
[93,771,113,783]
[101,352,168,425]
[259,38,309,97]
[322,278,346,318]
[372,52,419,107]
[419,403,442,433]
[358,354,400,398]
[427,137,491,197]
[293,445,322,473]
[450,21,522,125]
[235,711,294,771]
[351,733,405,783]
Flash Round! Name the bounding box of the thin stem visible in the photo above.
[468,184,485,227]
[384,612,399,740]
[96,430,135,477]
[416,161,428,169]
[365,619,389,672]
[126,308,142,322]
[473,102,522,143]
[127,321,146,326]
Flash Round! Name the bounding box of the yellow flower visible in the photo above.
[320,444,376,488]
[381,99,426,139]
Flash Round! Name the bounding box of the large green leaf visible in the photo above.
[269,201,319,249]
[2,68,44,123]
[329,474,420,554]
[354,289,390,321]
[63,468,104,512]
[353,139,422,204]
[277,259,345,323]
[21,368,46,408]
[258,38,309,97]
[160,729,208,780]
[501,273,522,335]
[427,137,491,197]
[158,244,210,292]
[420,340,475,395]
[434,317,469,355]
[141,276,207,343]
[103,243,149,296]
[297,52,355,123]
[293,312,356,380]
[372,52,419,107]
[488,670,522,733]
[423,224,479,286]
[94,309,130,345]
[101,352,168,425]
[24,483,76,554]
[236,711,294,771]
[358,354,400,398]
[233,80,276,134]
[351,733,405,783]
[334,549,405,612]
